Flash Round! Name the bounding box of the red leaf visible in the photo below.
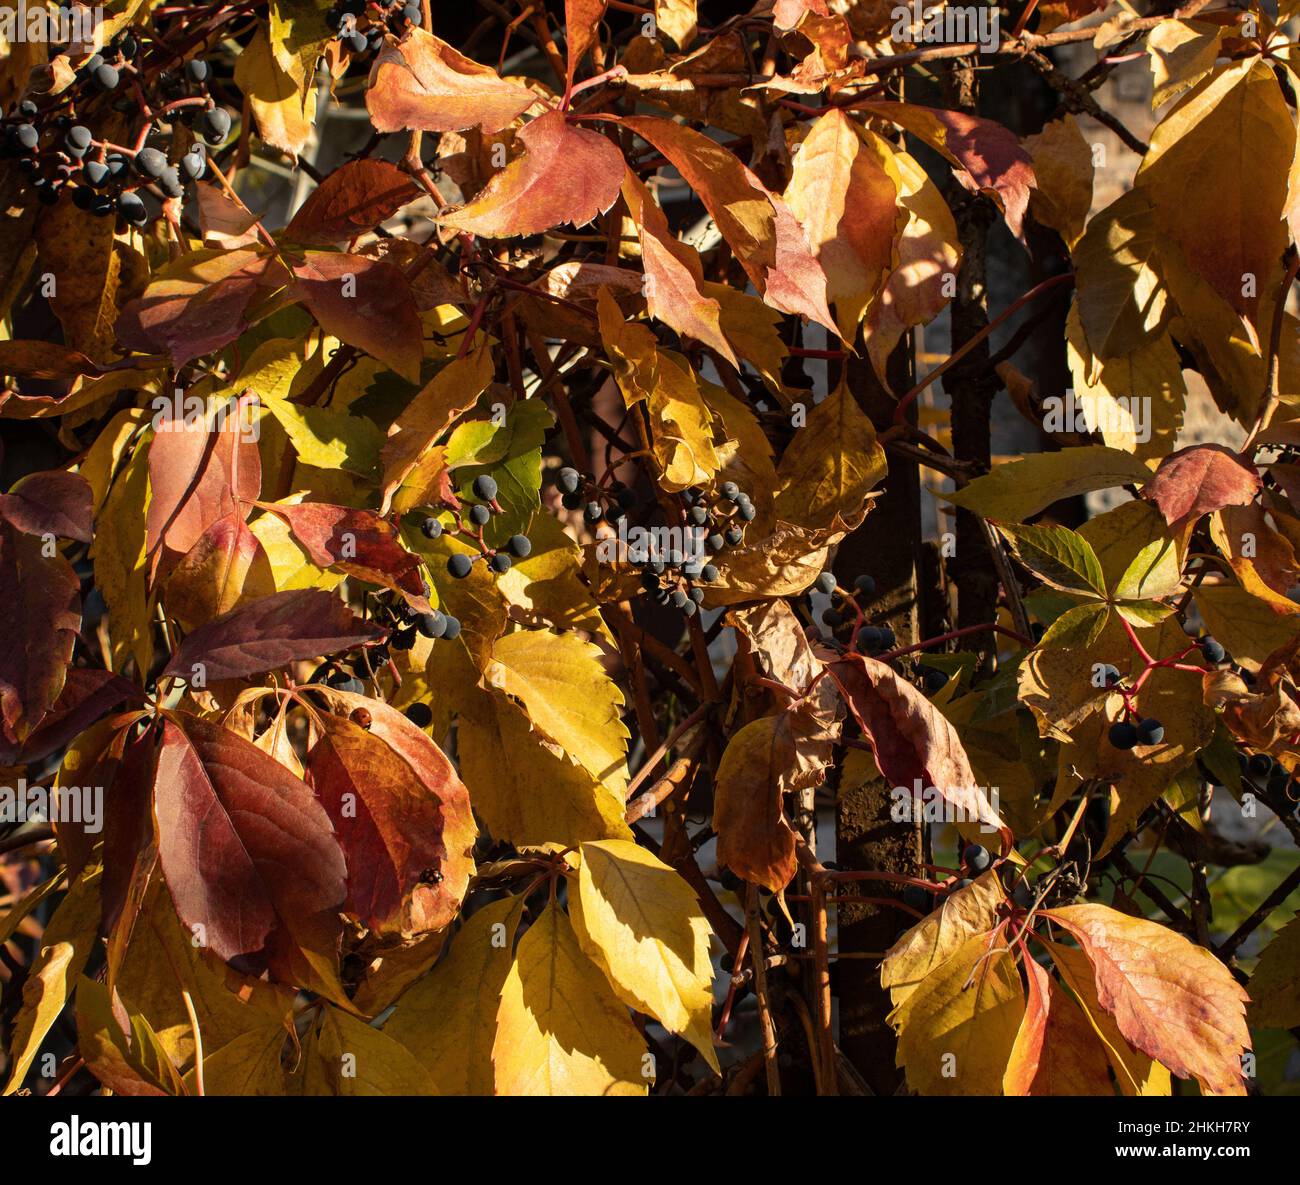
[284,159,420,246]
[115,247,285,370]
[290,252,423,383]
[0,469,93,542]
[0,668,140,766]
[564,0,608,90]
[1141,444,1261,527]
[0,522,80,748]
[162,588,383,683]
[99,726,161,945]
[828,653,1004,833]
[261,501,428,604]
[306,693,475,934]
[439,110,624,238]
[154,713,347,988]
[366,27,536,135]
[146,396,261,577]
[621,116,837,334]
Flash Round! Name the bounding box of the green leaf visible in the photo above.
[1036,601,1109,649]
[262,393,384,477]
[997,522,1106,597]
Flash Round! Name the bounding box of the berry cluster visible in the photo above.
[2,30,229,226]
[813,571,894,654]
[326,0,423,56]
[554,465,643,524]
[646,485,751,615]
[420,475,532,579]
[1239,751,1300,805]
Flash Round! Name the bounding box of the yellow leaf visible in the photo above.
[889,930,1024,1096]
[654,0,697,47]
[571,840,719,1072]
[1194,584,1300,672]
[234,28,317,157]
[493,904,648,1095]
[314,1005,436,1095]
[943,444,1151,522]
[1023,114,1093,249]
[1136,60,1293,322]
[114,879,293,1072]
[184,1024,289,1096]
[487,628,630,797]
[91,432,154,675]
[459,690,632,848]
[5,866,102,1094]
[881,870,1004,1006]
[1247,911,1300,1030]
[496,513,613,642]
[1147,19,1225,110]
[773,377,884,530]
[384,895,523,1095]
[597,287,720,491]
[1065,306,1185,462]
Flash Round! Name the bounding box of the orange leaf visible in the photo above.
[439,110,624,238]
[366,28,536,135]
[1042,903,1251,1095]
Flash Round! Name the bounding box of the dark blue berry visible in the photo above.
[1108,721,1138,750]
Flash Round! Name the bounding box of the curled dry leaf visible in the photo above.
[829,652,1005,834]
[366,28,537,135]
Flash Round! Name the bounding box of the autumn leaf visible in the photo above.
[571,839,718,1072]
[153,713,348,996]
[943,445,1151,523]
[4,866,102,1095]
[486,627,630,796]
[1003,956,1114,1095]
[493,904,648,1096]
[1042,903,1251,1095]
[890,930,1024,1095]
[713,712,801,893]
[366,28,536,135]
[162,588,381,682]
[829,653,1004,834]
[783,110,900,337]
[260,501,428,603]
[385,895,523,1094]
[773,377,885,530]
[858,101,1036,240]
[881,871,1004,1005]
[284,159,420,245]
[1141,443,1260,527]
[439,111,624,238]
[0,469,93,542]
[290,252,423,383]
[116,247,286,370]
[0,522,81,749]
